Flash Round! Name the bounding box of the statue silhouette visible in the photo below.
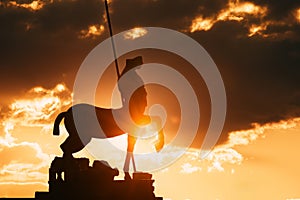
[53,56,164,180]
[37,156,163,199]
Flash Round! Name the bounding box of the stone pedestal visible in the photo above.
[35,157,163,200]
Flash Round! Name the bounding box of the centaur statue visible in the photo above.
[53,56,165,180]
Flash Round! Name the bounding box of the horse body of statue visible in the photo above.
[53,103,164,179]
[54,103,123,154]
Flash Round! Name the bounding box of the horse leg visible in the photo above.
[151,116,165,152]
[155,129,165,152]
[123,134,137,180]
[131,153,137,172]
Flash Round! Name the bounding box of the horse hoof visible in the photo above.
[124,173,132,180]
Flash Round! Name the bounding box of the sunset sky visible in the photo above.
[1,0,300,199]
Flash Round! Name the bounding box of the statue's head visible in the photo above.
[122,56,143,75]
[126,56,143,68]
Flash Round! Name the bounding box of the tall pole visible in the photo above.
[104,0,121,79]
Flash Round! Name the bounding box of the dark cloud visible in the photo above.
[190,21,300,139]
[37,0,104,32]
[0,0,299,146]
[110,0,199,31]
[251,0,300,20]
[0,0,107,100]
[110,0,229,32]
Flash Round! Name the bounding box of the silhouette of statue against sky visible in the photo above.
[118,56,152,179]
[53,56,164,180]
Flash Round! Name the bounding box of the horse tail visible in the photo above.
[53,112,67,136]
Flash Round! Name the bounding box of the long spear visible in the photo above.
[104,0,121,79]
[104,0,138,173]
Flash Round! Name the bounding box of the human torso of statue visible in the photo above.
[118,70,151,126]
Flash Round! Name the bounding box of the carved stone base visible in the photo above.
[35,156,163,200]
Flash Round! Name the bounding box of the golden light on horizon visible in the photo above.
[124,27,148,40]
[1,82,300,198]
[0,83,72,198]
[227,118,300,146]
[8,83,72,125]
[79,25,105,39]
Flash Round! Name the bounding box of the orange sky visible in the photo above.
[1,83,300,199]
[1,0,300,154]
[1,0,300,199]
